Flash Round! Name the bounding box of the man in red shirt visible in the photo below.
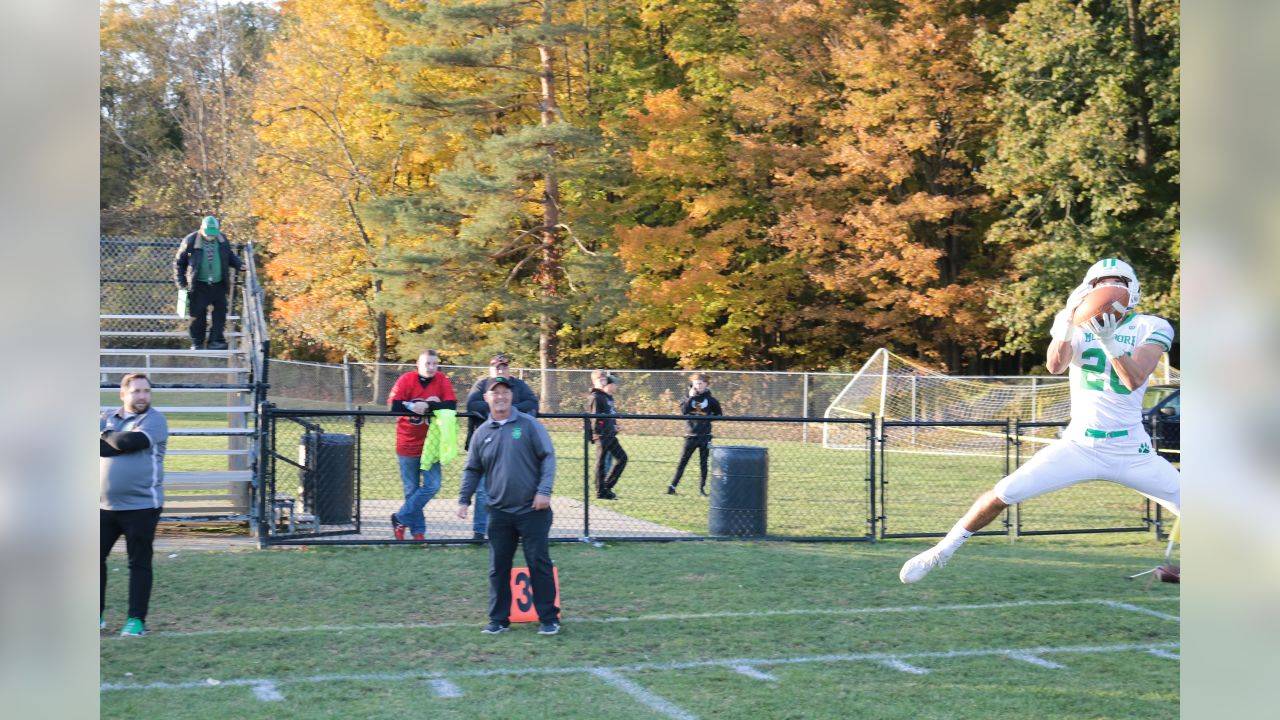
[388,349,457,540]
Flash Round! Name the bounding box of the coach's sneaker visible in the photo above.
[100,613,106,630]
[537,621,560,636]
[899,547,949,584]
[120,617,146,637]
[666,484,677,495]
[482,621,510,635]
[390,513,407,541]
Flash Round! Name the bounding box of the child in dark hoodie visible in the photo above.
[667,372,723,496]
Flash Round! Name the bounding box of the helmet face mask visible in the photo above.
[1084,258,1140,312]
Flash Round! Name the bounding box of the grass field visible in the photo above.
[100,537,1179,719]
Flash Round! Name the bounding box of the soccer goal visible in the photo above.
[823,348,1180,457]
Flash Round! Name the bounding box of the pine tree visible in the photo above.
[372,0,610,405]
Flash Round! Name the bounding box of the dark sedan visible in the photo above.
[1142,385,1180,461]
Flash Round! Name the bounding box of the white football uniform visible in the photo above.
[993,312,1180,514]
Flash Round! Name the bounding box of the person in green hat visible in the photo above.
[173,215,244,350]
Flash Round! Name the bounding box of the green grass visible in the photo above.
[100,538,1179,719]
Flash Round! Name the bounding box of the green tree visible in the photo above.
[976,0,1180,355]
[372,0,612,404]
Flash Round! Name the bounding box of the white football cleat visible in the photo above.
[899,548,948,584]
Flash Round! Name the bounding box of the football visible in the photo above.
[1072,285,1130,326]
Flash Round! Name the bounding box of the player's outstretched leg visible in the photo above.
[900,491,1006,584]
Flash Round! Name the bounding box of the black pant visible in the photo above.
[188,281,228,346]
[487,508,558,625]
[594,435,627,495]
[671,436,711,489]
[100,507,162,621]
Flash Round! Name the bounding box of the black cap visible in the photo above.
[488,376,513,390]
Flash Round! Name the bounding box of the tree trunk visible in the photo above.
[536,26,563,410]
[1125,0,1155,170]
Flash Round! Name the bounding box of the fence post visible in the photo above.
[801,373,810,444]
[342,358,354,411]
[1030,377,1038,421]
[582,416,592,540]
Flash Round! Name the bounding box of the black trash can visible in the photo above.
[298,432,355,524]
[708,446,767,537]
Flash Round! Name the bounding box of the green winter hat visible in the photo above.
[200,215,220,235]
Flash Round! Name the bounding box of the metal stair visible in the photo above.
[100,237,270,526]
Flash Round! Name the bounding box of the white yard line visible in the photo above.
[140,597,1180,639]
[1006,653,1066,669]
[590,668,699,720]
[730,664,778,681]
[430,678,464,698]
[879,659,929,675]
[1096,601,1180,622]
[252,682,283,702]
[1147,648,1180,660]
[101,641,1179,697]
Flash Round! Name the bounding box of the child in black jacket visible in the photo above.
[668,373,723,496]
[588,370,626,499]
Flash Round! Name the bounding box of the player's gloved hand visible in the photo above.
[1050,309,1075,343]
[1064,282,1092,314]
[1085,312,1126,358]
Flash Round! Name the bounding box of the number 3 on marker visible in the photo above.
[513,570,534,612]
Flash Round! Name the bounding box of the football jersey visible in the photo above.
[1065,312,1174,435]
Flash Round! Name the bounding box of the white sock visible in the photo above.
[936,522,974,558]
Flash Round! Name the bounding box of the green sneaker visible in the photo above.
[120,617,146,637]
[100,613,106,630]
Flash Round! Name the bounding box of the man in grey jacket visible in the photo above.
[456,376,560,636]
[100,373,169,637]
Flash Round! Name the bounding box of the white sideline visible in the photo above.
[590,668,699,720]
[137,597,1179,639]
[1147,649,1180,660]
[730,665,777,681]
[100,641,1179,697]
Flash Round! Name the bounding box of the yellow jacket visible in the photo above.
[422,409,459,466]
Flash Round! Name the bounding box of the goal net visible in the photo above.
[823,348,1180,457]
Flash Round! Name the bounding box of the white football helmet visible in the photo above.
[1083,257,1140,312]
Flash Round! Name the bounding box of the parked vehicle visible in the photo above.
[1142,385,1180,461]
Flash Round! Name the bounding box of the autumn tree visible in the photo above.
[252,0,438,388]
[372,0,611,405]
[100,0,277,234]
[976,0,1180,355]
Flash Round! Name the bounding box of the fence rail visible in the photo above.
[255,408,1167,547]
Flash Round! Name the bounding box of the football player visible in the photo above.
[900,258,1181,583]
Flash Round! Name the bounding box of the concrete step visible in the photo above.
[100,366,251,375]
[100,331,245,338]
[100,314,241,321]
[167,448,252,456]
[170,428,256,436]
[166,470,252,486]
[101,405,254,414]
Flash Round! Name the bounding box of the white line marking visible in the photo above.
[1097,601,1180,622]
[879,659,929,675]
[1147,649,1180,660]
[101,642,1178,694]
[252,682,283,702]
[590,668,698,720]
[730,665,777,681]
[1006,653,1065,669]
[140,597,1181,638]
[430,678,463,698]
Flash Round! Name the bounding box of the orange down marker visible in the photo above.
[509,566,561,623]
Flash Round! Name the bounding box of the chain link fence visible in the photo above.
[257,408,1166,546]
